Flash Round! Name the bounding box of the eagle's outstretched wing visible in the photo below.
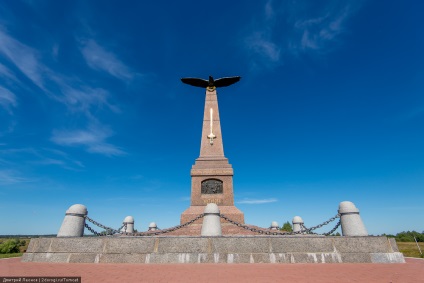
[181,78,209,88]
[214,76,241,88]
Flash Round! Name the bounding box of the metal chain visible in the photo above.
[301,213,340,234]
[220,214,302,235]
[83,213,341,237]
[301,224,317,235]
[323,219,341,236]
[84,223,102,236]
[220,213,340,236]
[129,213,205,236]
[85,216,125,235]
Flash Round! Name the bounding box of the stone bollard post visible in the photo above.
[292,216,304,233]
[201,203,222,236]
[270,221,279,230]
[121,216,134,233]
[148,222,158,231]
[57,204,87,237]
[338,201,368,236]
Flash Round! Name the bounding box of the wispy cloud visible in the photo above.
[0,27,125,154]
[0,27,45,89]
[80,39,133,81]
[0,27,122,116]
[237,198,278,204]
[294,6,352,53]
[54,82,120,115]
[0,62,18,83]
[0,170,32,185]
[245,0,362,68]
[51,124,126,156]
[0,86,17,113]
[245,32,281,64]
[0,147,84,170]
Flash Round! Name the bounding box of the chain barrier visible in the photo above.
[323,219,341,236]
[84,216,126,236]
[300,213,341,235]
[84,223,103,236]
[300,224,317,235]
[301,213,340,234]
[83,212,341,237]
[220,213,341,236]
[220,214,301,235]
[128,213,205,237]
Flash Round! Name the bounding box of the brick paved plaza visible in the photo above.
[1,257,423,283]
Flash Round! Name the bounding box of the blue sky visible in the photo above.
[0,0,423,235]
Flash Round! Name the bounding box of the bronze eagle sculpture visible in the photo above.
[181,76,241,90]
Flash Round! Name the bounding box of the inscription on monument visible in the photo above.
[201,179,223,194]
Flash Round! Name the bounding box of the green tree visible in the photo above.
[281,221,293,232]
[395,231,424,242]
[0,239,20,254]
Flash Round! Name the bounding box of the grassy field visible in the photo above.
[0,253,23,259]
[396,241,424,258]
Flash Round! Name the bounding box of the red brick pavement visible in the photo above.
[1,257,423,283]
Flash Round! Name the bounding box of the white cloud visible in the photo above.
[59,84,120,114]
[246,32,281,63]
[0,86,17,113]
[0,170,31,185]
[0,28,127,157]
[87,143,125,156]
[0,28,121,116]
[0,27,44,89]
[245,1,361,67]
[295,7,351,52]
[52,129,101,145]
[264,0,275,21]
[51,124,125,157]
[80,39,133,81]
[237,198,278,204]
[0,147,84,170]
[0,62,18,82]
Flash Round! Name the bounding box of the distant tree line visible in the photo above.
[279,222,424,240]
[0,235,56,238]
[384,231,424,242]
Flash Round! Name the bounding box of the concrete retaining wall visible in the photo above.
[22,236,404,264]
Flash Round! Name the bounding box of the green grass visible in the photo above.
[0,253,23,259]
[396,241,424,258]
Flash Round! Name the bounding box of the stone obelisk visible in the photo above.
[180,76,244,224]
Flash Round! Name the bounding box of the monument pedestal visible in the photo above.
[23,236,405,264]
[180,88,244,225]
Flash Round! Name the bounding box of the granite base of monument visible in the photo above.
[181,205,244,224]
[22,236,404,264]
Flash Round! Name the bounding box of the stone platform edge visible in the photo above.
[22,236,405,264]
